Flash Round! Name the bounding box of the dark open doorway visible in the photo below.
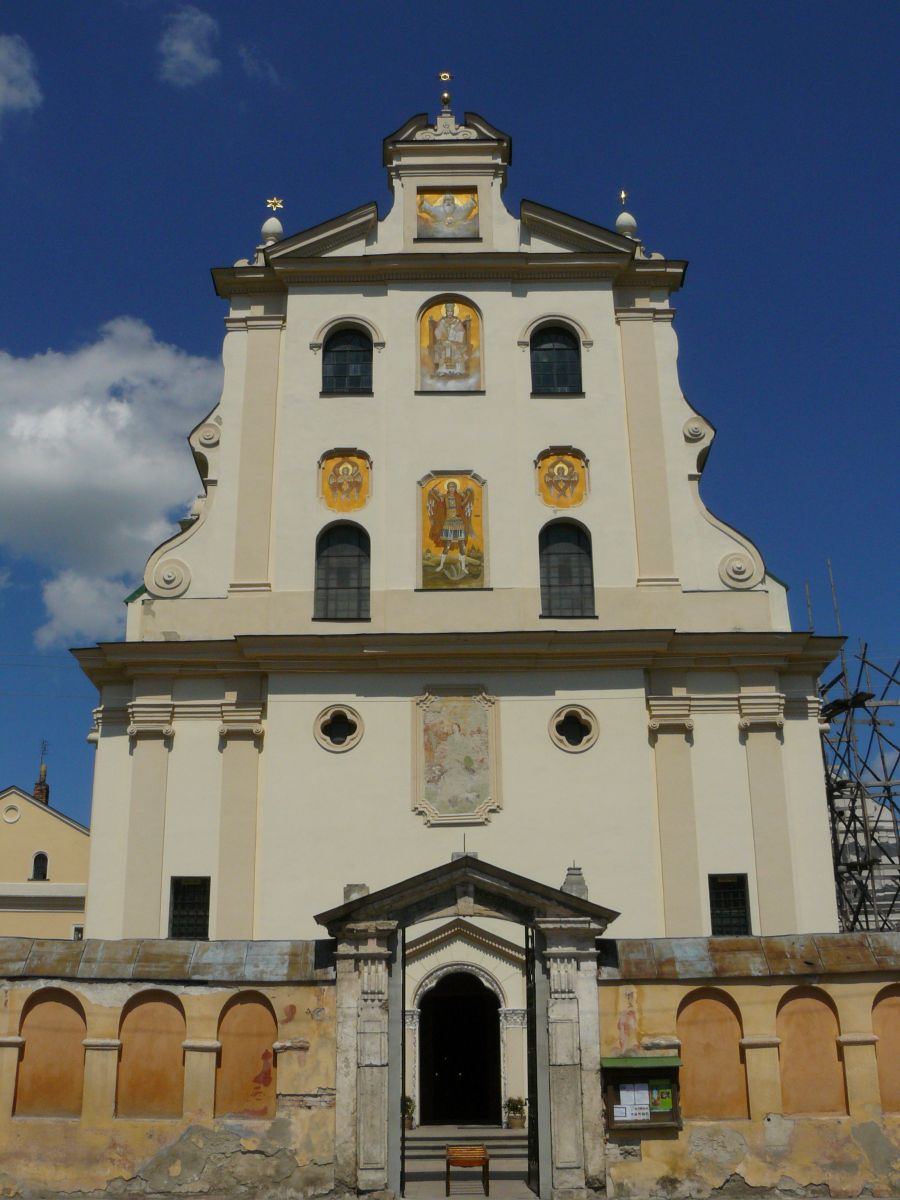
[418,971,501,1124]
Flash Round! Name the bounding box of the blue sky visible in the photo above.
[0,2,897,827]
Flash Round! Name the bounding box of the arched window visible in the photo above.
[539,522,594,617]
[314,524,370,620]
[322,328,373,394]
[873,984,900,1112]
[31,852,48,881]
[776,986,847,1115]
[677,988,749,1118]
[215,992,278,1117]
[530,326,581,394]
[15,988,86,1116]
[117,990,186,1118]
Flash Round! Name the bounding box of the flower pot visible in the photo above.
[507,1115,525,1129]
[404,1116,414,1130]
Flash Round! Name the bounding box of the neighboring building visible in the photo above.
[0,766,88,938]
[3,97,896,1200]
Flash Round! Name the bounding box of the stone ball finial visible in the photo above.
[616,209,638,238]
[261,215,283,246]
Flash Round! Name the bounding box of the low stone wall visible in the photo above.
[599,933,900,1198]
[0,938,338,1198]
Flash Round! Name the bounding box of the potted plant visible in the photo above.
[402,1094,415,1130]
[503,1096,527,1129]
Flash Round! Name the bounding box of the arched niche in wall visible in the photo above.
[776,986,847,1115]
[15,988,86,1116]
[873,983,900,1112]
[676,987,749,1119]
[417,296,483,392]
[215,991,278,1118]
[117,990,186,1118]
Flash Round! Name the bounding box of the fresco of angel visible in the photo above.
[427,479,475,578]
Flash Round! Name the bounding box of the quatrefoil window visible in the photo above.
[314,705,364,752]
[549,705,598,753]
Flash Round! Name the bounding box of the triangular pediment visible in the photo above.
[265,202,378,261]
[406,917,525,968]
[315,854,618,933]
[520,200,636,256]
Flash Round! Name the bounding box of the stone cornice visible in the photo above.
[212,251,685,298]
[73,631,844,687]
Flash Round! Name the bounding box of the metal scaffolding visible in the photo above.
[820,646,900,931]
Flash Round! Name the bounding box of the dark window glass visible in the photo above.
[322,328,373,393]
[169,877,210,939]
[31,852,48,881]
[539,523,594,617]
[314,524,371,620]
[530,326,581,394]
[709,874,751,936]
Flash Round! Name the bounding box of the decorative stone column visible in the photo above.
[499,1008,527,1117]
[182,1039,220,1118]
[648,693,703,935]
[615,308,679,588]
[537,917,604,1200]
[838,1033,881,1119]
[333,920,398,1194]
[740,1035,782,1119]
[229,312,285,591]
[739,692,798,933]
[0,1037,23,1117]
[81,1038,120,1122]
[216,694,264,939]
[404,1009,420,1128]
[123,697,174,937]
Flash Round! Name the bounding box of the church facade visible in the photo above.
[2,100,897,1200]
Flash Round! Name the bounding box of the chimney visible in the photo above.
[33,763,50,806]
[343,883,369,902]
[561,864,588,899]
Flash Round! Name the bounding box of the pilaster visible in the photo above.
[837,1033,881,1120]
[216,692,264,939]
[536,917,605,1200]
[616,308,678,587]
[333,920,398,1194]
[81,1038,120,1122]
[739,691,797,933]
[740,1036,782,1119]
[122,695,174,938]
[0,1038,23,1117]
[182,1039,219,1118]
[648,693,702,935]
[230,312,285,589]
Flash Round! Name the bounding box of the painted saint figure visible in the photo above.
[544,457,579,500]
[429,303,471,379]
[328,458,364,505]
[427,479,474,577]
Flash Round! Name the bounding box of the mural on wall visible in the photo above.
[416,190,479,239]
[320,451,371,512]
[414,690,500,825]
[419,299,482,391]
[420,471,485,588]
[536,449,588,508]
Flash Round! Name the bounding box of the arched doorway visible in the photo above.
[419,970,501,1124]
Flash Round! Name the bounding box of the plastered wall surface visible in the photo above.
[0,941,336,1198]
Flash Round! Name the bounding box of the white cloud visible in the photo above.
[35,571,130,649]
[238,45,282,87]
[0,317,222,646]
[158,6,220,87]
[0,34,42,131]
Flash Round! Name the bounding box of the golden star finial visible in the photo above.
[266,197,284,212]
[619,189,629,207]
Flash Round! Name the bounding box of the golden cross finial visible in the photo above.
[266,197,283,212]
[619,189,629,207]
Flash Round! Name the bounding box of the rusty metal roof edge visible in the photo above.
[0,938,336,983]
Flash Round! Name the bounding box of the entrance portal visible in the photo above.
[419,971,501,1124]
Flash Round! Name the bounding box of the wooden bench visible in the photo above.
[445,1143,490,1196]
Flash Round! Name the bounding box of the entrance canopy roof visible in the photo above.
[315,854,619,935]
